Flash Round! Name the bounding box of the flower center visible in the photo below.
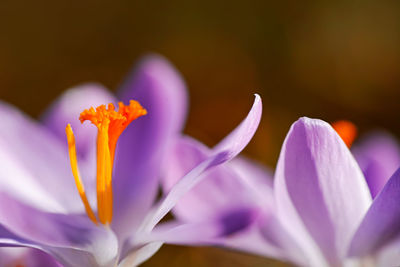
[332,120,357,148]
[66,100,147,225]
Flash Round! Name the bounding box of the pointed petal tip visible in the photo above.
[213,93,262,156]
[252,93,262,107]
[251,93,262,113]
[252,94,262,114]
[249,94,262,127]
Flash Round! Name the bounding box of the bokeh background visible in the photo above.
[1,0,400,266]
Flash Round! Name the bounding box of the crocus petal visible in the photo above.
[139,94,261,232]
[112,54,188,237]
[41,83,116,161]
[0,140,65,212]
[274,117,372,265]
[0,101,83,213]
[353,132,400,198]
[348,167,400,257]
[0,192,118,267]
[162,136,269,222]
[138,207,258,245]
[140,221,221,245]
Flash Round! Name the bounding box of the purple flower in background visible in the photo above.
[0,54,262,266]
[353,132,400,198]
[161,117,400,266]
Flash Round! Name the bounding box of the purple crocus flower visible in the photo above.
[161,117,400,266]
[0,54,262,266]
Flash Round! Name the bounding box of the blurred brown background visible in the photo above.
[1,0,399,266]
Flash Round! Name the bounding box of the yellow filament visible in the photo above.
[66,100,146,225]
[65,124,98,225]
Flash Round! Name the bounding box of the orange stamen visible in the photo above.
[66,100,146,225]
[332,120,357,148]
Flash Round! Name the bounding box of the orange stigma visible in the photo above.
[332,120,357,148]
[66,100,147,225]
